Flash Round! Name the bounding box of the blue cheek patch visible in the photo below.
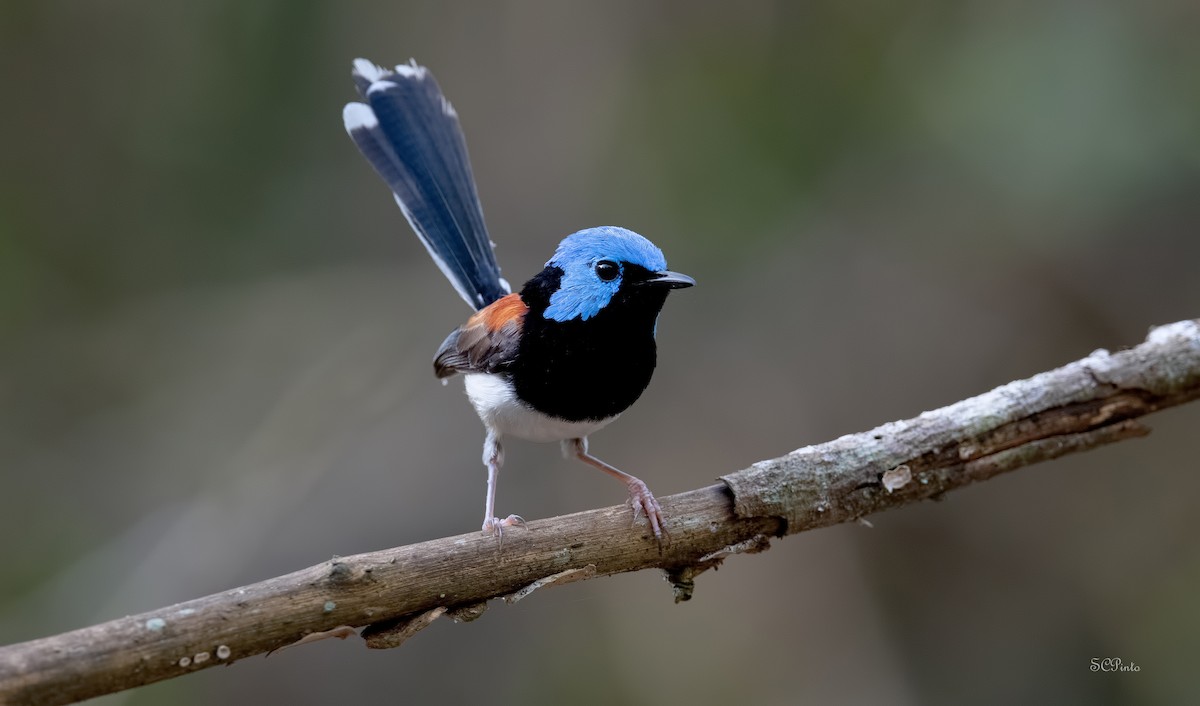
[544,272,621,321]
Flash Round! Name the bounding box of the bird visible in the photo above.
[342,58,693,542]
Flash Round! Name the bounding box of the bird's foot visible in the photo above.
[482,514,525,546]
[625,478,667,542]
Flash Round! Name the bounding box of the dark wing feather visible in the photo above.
[434,293,526,378]
[343,59,508,311]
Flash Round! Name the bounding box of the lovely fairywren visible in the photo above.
[342,59,693,541]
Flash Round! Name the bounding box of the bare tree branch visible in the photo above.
[2,319,1198,706]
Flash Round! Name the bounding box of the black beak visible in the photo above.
[641,270,696,289]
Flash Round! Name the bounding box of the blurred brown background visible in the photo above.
[2,1,1198,704]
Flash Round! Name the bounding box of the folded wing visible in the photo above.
[434,293,527,378]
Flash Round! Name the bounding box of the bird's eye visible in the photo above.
[594,260,620,282]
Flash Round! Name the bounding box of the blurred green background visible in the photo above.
[2,1,1199,704]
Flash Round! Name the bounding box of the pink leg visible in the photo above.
[481,429,523,543]
[566,437,666,541]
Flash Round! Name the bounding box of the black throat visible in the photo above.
[510,266,670,422]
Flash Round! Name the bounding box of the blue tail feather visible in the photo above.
[344,59,508,310]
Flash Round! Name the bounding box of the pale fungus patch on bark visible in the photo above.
[882,465,912,493]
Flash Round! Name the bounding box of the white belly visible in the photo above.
[463,373,614,442]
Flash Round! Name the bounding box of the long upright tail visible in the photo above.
[343,59,509,310]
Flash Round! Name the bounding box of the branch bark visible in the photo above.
[3,319,1198,705]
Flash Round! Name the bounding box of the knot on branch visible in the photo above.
[324,558,381,586]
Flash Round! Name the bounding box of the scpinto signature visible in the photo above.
[1091,657,1141,673]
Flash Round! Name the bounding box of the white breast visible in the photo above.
[463,373,614,443]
